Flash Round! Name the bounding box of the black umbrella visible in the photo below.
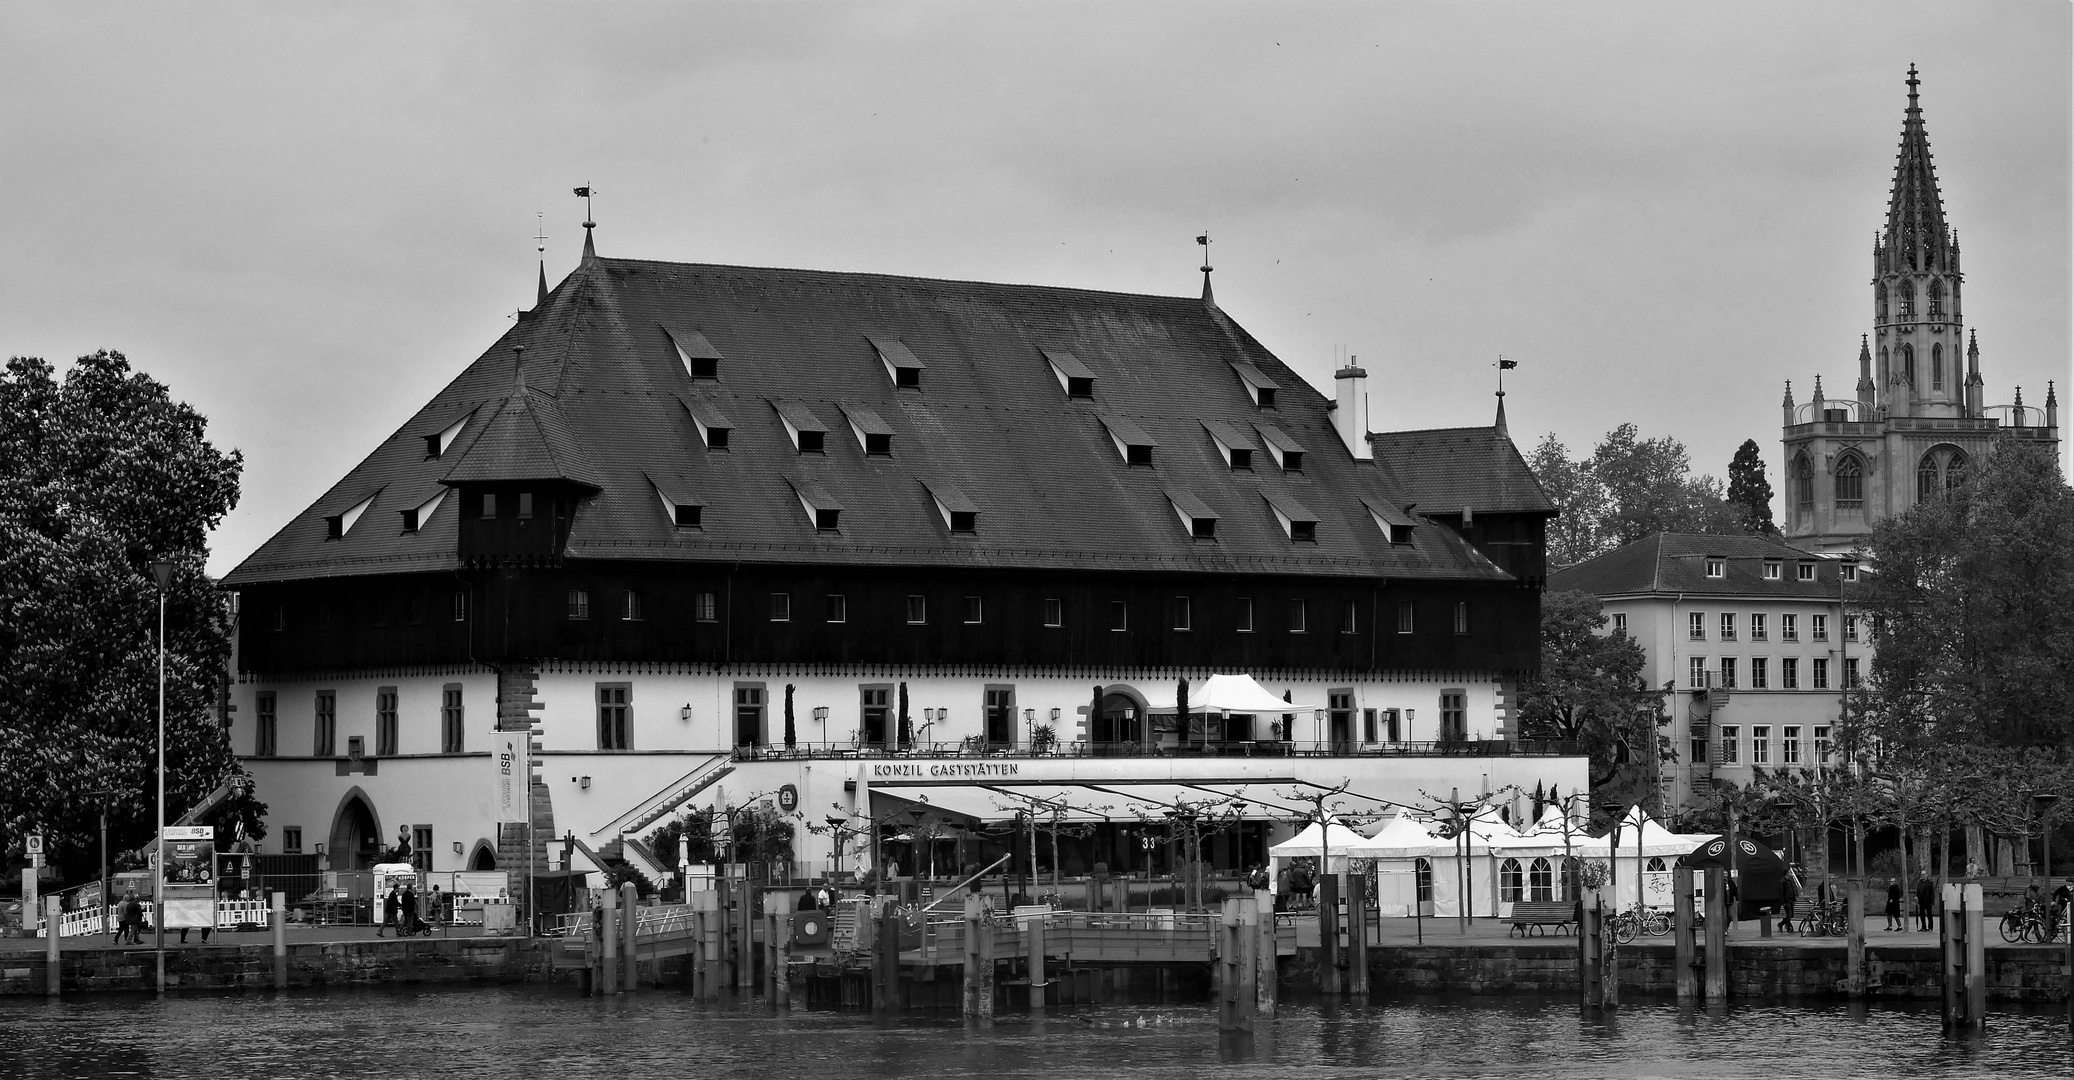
[1680,834,1789,907]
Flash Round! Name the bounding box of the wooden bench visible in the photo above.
[1509,901,1576,937]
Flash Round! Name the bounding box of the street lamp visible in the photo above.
[150,558,173,994]
[826,815,848,879]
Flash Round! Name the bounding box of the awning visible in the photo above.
[871,782,1296,825]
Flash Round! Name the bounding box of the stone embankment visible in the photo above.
[1,938,549,995]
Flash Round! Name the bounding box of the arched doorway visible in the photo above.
[468,841,497,871]
[326,788,381,872]
[1094,691,1143,747]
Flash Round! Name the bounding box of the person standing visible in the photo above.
[400,885,420,936]
[1884,877,1903,931]
[1778,867,1802,934]
[377,884,400,938]
[428,884,445,928]
[1915,874,1936,931]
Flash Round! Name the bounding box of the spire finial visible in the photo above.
[575,185,598,262]
[534,212,549,308]
[1196,232,1214,305]
[1906,63,1920,111]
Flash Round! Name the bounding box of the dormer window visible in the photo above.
[1042,348,1097,400]
[1705,558,1726,578]
[399,489,446,534]
[866,335,926,389]
[665,326,724,380]
[683,399,733,450]
[1263,492,1319,542]
[422,410,471,459]
[773,401,829,454]
[1166,489,1219,540]
[924,481,980,535]
[841,404,896,457]
[1254,424,1305,471]
[1099,415,1157,467]
[1203,420,1257,471]
[790,479,843,533]
[1232,362,1280,409]
[647,472,703,530]
[323,491,379,540]
[1362,497,1417,545]
[1763,560,1781,580]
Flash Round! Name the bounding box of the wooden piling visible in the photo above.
[601,897,619,995]
[874,903,902,1013]
[1579,891,1602,1007]
[1673,867,1695,1000]
[1217,896,1255,1032]
[961,893,994,1017]
[45,896,61,998]
[738,874,757,991]
[1027,908,1048,1013]
[1962,883,1986,1028]
[1940,882,1961,1028]
[1255,887,1278,1019]
[1345,871,1369,994]
[1845,882,1865,998]
[1316,873,1341,995]
[621,883,639,992]
[1703,867,1726,1003]
[272,891,288,991]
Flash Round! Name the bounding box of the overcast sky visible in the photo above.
[4,2,2068,578]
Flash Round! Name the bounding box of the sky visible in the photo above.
[3,2,2068,578]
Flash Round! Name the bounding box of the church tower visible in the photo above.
[1782,67,2058,554]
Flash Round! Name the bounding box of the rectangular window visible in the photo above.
[1781,657,1799,689]
[1612,613,1626,633]
[567,589,590,620]
[1719,613,1736,640]
[1289,599,1307,633]
[453,590,468,622]
[860,686,891,747]
[1397,601,1414,634]
[1690,734,1708,768]
[1750,613,1767,641]
[1236,597,1254,633]
[282,827,303,855]
[1841,562,1859,582]
[1782,725,1802,765]
[622,590,642,621]
[1763,561,1781,580]
[1845,614,1860,642]
[441,683,465,754]
[674,504,702,528]
[1689,657,1708,689]
[771,592,792,622]
[1750,657,1768,690]
[1811,614,1828,641]
[734,685,764,748]
[1110,600,1128,632]
[1229,447,1253,471]
[1798,562,1816,582]
[1751,725,1770,765]
[1328,690,1354,750]
[314,691,336,757]
[1719,725,1739,764]
[1689,612,1706,640]
[826,594,847,623]
[1814,725,1832,764]
[906,595,928,624]
[984,686,1015,746]
[964,596,984,625]
[376,687,399,756]
[517,492,534,519]
[1720,657,1737,690]
[255,692,277,757]
[1172,596,1192,631]
[1453,602,1469,635]
[1382,708,1401,742]
[1705,558,1725,578]
[1362,708,1377,742]
[1844,657,1860,688]
[597,683,630,750]
[1342,599,1359,634]
[1043,597,1063,628]
[694,591,718,622]
[1439,691,1467,742]
[480,493,497,519]
[411,826,433,872]
[1781,613,1798,640]
[1812,657,1830,689]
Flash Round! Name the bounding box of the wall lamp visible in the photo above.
[1050,707,1061,722]
[580,776,591,789]
[452,841,464,855]
[680,704,694,722]
[813,706,830,722]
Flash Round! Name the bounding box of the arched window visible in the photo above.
[1646,857,1666,872]
[1499,858,1524,903]
[1932,343,1943,390]
[1918,453,1939,504]
[1836,456,1864,509]
[1876,283,1887,318]
[1878,347,1890,385]
[1794,453,1814,512]
[1529,857,1555,902]
[1414,857,1433,904]
[1928,278,1943,317]
[1946,451,1968,491]
[1899,280,1914,318]
[1902,344,1916,388]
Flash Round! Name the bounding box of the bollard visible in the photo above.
[1673,867,1695,1000]
[1027,908,1047,1013]
[621,883,639,992]
[601,898,619,995]
[1846,883,1865,999]
[1345,872,1369,995]
[46,896,62,998]
[1316,873,1341,995]
[272,891,288,991]
[1703,867,1726,1003]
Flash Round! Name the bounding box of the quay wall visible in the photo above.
[0,939,550,996]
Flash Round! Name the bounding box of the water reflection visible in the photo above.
[1,987,2068,1080]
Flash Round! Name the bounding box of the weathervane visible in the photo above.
[535,212,548,255]
[1494,355,1518,396]
[574,185,596,229]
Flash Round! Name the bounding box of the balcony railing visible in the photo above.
[729,738,1579,762]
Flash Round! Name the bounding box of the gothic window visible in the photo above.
[1899,280,1914,318]
[1878,347,1889,385]
[1931,343,1943,390]
[1902,344,1915,388]
[1794,453,1814,512]
[1918,453,1938,504]
[1877,283,1887,319]
[1946,451,1967,491]
[1928,279,1943,318]
[1835,456,1864,509]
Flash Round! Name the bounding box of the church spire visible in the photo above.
[1856,334,1876,411]
[1885,64,1950,271]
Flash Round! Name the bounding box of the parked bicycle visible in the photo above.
[1998,904,2066,944]
[1606,907,1672,944]
[1791,896,1850,937]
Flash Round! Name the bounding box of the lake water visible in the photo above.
[2,987,2069,1079]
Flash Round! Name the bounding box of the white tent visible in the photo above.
[1583,807,1711,909]
[1136,673,1307,713]
[1267,819,1372,874]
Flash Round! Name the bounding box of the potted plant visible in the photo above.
[1031,723,1057,755]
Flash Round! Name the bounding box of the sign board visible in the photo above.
[492,730,530,823]
[777,784,799,812]
[24,835,43,855]
[163,826,215,841]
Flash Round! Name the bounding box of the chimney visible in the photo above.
[1334,358,1371,460]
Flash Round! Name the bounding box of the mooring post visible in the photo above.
[1846,882,1865,999]
[601,895,620,995]
[703,890,726,1000]
[1238,894,1259,1029]
[1940,883,1962,1028]
[963,893,995,1017]
[1027,908,1047,1013]
[1578,891,1598,1007]
[1962,882,1986,1029]
[874,902,902,1013]
[1703,867,1726,1003]
[767,889,794,1007]
[621,883,639,992]
[45,896,61,998]
[1317,872,1341,995]
[740,874,758,991]
[684,901,698,994]
[1345,871,1369,994]
[272,891,288,991]
[1673,867,1695,1000]
[2062,898,2071,1036]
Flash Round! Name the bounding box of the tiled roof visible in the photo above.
[1369,424,1556,516]
[1550,533,1854,598]
[225,255,1538,586]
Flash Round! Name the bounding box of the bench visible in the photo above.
[1509,901,1576,937]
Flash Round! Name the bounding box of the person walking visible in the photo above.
[1884,877,1903,931]
[400,885,421,936]
[1778,866,1802,934]
[114,889,143,945]
[1915,874,1936,931]
[377,884,400,938]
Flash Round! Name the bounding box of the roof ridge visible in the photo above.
[597,256,1202,306]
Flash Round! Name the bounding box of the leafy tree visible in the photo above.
[0,352,249,885]
[1516,590,1666,794]
[1529,434,1606,569]
[1527,425,1745,566]
[1726,439,1778,535]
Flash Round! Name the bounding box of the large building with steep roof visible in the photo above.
[1783,67,2058,554]
[221,228,1580,911]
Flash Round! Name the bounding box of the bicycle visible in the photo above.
[1606,907,1670,944]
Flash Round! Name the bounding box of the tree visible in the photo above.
[1516,590,1666,794]
[0,352,249,883]
[1856,441,2074,749]
[1726,439,1778,535]
[1527,424,1746,567]
[1529,434,1605,568]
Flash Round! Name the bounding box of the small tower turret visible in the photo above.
[1965,329,1984,417]
[1783,380,1796,426]
[2047,381,2059,432]
[1856,334,1876,414]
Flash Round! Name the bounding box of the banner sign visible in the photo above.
[163,826,214,841]
[494,730,530,823]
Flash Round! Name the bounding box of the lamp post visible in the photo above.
[825,815,848,880]
[906,809,930,880]
[150,558,173,994]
